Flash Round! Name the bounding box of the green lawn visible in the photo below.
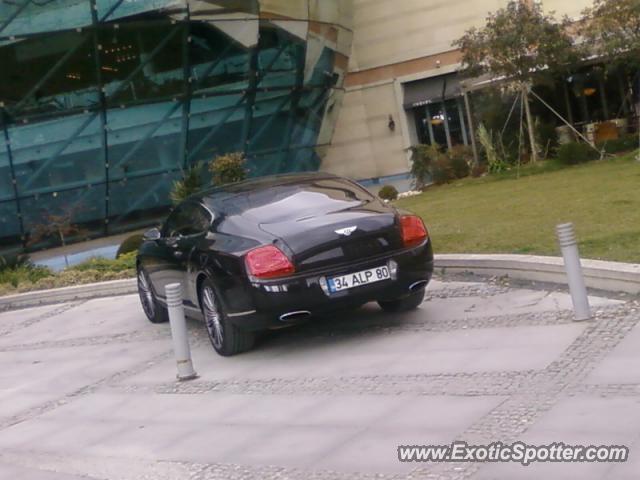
[396,151,640,263]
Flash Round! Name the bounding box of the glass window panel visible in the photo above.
[248,145,317,176]
[256,22,304,90]
[0,200,21,246]
[97,0,187,24]
[21,185,106,249]
[315,87,342,146]
[0,126,14,201]
[99,20,185,108]
[247,90,291,153]
[9,111,105,196]
[189,20,255,96]
[106,100,183,180]
[291,87,328,147]
[304,23,337,88]
[108,172,177,229]
[1,30,98,120]
[603,68,626,120]
[0,0,92,38]
[412,106,432,145]
[444,98,465,147]
[187,92,247,164]
[428,103,448,147]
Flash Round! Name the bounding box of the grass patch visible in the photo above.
[397,150,640,263]
[0,251,136,296]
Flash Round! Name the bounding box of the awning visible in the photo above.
[403,73,461,109]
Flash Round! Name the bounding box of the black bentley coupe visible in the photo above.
[136,172,433,355]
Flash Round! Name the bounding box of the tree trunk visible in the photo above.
[522,84,538,163]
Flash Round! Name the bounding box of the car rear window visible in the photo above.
[212,178,374,224]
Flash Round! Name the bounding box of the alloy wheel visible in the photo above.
[137,269,155,319]
[202,286,224,349]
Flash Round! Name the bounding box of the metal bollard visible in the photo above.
[556,223,591,321]
[165,283,198,381]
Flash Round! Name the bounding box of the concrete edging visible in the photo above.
[1,254,638,311]
[0,278,137,311]
[435,254,640,295]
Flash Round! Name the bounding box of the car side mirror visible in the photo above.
[143,227,161,241]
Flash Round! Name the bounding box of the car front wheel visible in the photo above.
[378,287,426,313]
[137,267,168,324]
[200,279,255,356]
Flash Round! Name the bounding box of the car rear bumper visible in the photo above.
[223,240,434,331]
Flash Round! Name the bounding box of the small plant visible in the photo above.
[378,185,398,201]
[447,145,472,179]
[477,124,509,174]
[116,233,144,258]
[170,162,205,205]
[209,152,247,186]
[556,142,600,165]
[27,206,88,267]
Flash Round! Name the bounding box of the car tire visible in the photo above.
[137,267,168,324]
[200,278,255,356]
[378,287,426,313]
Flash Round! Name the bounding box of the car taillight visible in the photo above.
[245,245,295,279]
[400,215,428,247]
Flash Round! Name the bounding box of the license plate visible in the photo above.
[327,265,390,293]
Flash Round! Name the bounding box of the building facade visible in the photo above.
[321,0,598,180]
[0,0,353,253]
[1,0,629,254]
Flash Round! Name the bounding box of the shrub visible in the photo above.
[556,141,600,165]
[209,152,247,186]
[116,234,144,258]
[471,163,488,178]
[409,144,445,188]
[378,185,398,201]
[431,155,455,185]
[70,251,137,274]
[0,253,32,271]
[447,145,472,179]
[0,261,52,288]
[597,134,639,155]
[536,119,559,159]
[170,162,204,205]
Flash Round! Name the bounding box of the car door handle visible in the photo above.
[173,250,184,259]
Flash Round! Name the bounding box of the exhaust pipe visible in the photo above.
[279,310,311,322]
[409,280,428,292]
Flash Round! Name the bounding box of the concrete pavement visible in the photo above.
[0,279,638,479]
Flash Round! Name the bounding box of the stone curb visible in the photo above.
[0,278,137,311]
[435,254,640,295]
[1,254,638,311]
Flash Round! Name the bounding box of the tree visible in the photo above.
[27,205,88,267]
[580,0,640,159]
[580,0,640,66]
[454,1,576,163]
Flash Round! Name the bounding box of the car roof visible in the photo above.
[192,171,369,216]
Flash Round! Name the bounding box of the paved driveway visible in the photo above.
[0,279,638,479]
